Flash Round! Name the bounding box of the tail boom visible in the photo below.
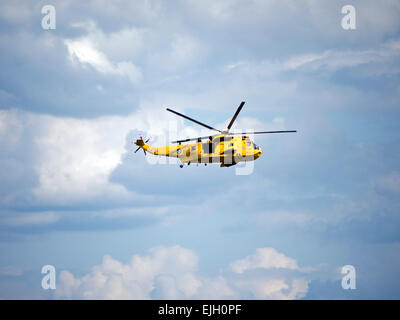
[134,138,182,157]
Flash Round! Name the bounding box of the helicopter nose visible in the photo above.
[255,148,262,159]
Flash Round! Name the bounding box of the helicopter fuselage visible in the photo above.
[136,134,262,167]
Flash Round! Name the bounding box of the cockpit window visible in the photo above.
[246,141,252,147]
[254,143,260,150]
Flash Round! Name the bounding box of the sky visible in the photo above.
[0,0,400,299]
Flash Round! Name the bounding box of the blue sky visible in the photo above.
[0,0,400,299]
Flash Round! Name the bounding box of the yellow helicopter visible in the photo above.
[134,101,296,168]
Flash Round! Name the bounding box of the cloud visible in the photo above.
[0,109,134,207]
[223,38,400,79]
[229,248,309,299]
[0,31,140,117]
[0,107,182,236]
[57,245,205,299]
[31,114,131,205]
[56,246,311,299]
[65,37,142,85]
[234,277,308,300]
[230,248,299,274]
[283,39,400,72]
[2,0,399,119]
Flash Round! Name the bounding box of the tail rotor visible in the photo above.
[133,135,150,156]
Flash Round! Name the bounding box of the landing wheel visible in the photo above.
[179,164,183,168]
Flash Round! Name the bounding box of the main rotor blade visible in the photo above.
[171,135,212,144]
[227,101,245,131]
[230,130,297,135]
[170,130,297,143]
[166,108,222,133]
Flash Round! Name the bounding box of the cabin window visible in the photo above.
[202,142,214,153]
[191,146,196,151]
[213,136,232,143]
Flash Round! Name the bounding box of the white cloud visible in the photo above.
[64,37,142,85]
[57,245,204,299]
[57,246,311,300]
[230,247,299,274]
[64,21,207,83]
[284,53,325,70]
[235,277,308,300]
[0,108,154,206]
[31,114,133,204]
[283,40,400,72]
[224,39,400,79]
